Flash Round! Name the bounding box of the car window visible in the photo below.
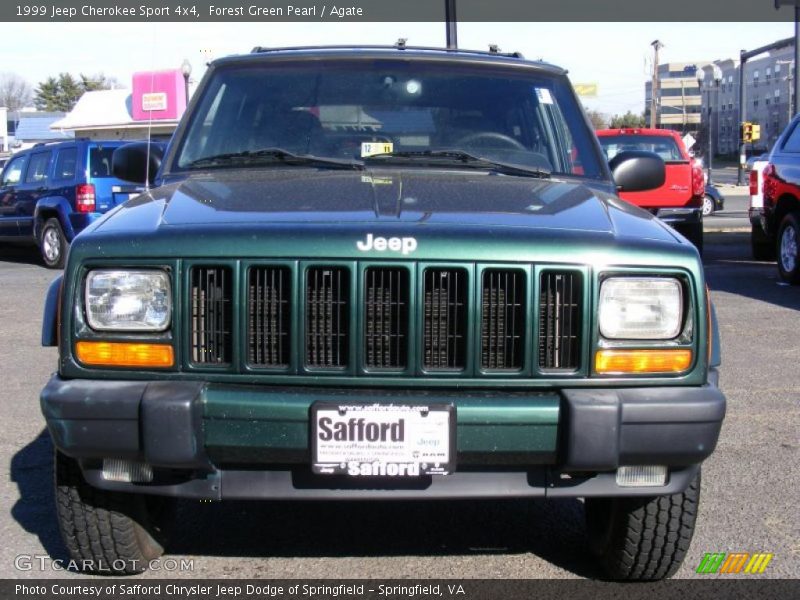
[781,120,800,153]
[599,135,684,162]
[88,146,116,178]
[24,151,53,184]
[54,147,78,181]
[1,155,27,186]
[175,61,604,179]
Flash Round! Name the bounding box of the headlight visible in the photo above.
[85,270,171,331]
[598,277,682,340]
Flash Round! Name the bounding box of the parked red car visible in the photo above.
[758,114,800,283]
[597,128,705,252]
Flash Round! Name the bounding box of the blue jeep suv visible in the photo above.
[0,139,143,268]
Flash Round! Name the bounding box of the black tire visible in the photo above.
[751,224,775,261]
[777,211,800,284]
[39,217,68,269]
[677,221,703,255]
[585,470,701,581]
[54,451,165,574]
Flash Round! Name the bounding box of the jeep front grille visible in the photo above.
[248,266,291,367]
[538,271,582,371]
[190,266,232,364]
[364,267,409,369]
[481,269,525,370]
[187,262,584,377]
[423,268,468,370]
[306,267,349,368]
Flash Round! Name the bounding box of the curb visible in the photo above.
[704,227,750,233]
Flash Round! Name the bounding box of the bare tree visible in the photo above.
[0,73,33,112]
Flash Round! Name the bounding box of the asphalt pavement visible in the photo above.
[0,234,797,580]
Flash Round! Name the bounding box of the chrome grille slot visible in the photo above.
[364,267,409,369]
[190,266,232,365]
[423,268,467,370]
[539,271,582,370]
[306,267,349,368]
[481,269,525,370]
[248,266,291,367]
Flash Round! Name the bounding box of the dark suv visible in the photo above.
[0,139,142,268]
[41,46,725,580]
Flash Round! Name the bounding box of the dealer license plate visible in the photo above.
[311,403,454,476]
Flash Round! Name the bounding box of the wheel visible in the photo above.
[585,470,701,580]
[702,195,715,217]
[751,224,775,261]
[777,211,800,284]
[39,217,68,269]
[454,132,527,151]
[54,451,165,574]
[677,221,703,255]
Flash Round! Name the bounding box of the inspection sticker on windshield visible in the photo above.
[535,87,554,104]
[311,403,454,477]
[361,142,393,157]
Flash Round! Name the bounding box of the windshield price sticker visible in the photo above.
[312,403,454,476]
[361,142,394,157]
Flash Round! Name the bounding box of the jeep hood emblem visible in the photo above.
[356,233,417,255]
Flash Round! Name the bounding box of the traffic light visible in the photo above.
[742,122,753,143]
[751,124,761,142]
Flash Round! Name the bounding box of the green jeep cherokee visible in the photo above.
[40,46,725,580]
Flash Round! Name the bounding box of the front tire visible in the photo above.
[777,212,800,284]
[585,470,701,581]
[54,451,165,574]
[39,217,68,269]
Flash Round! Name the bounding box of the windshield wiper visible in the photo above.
[187,147,364,170]
[364,149,551,178]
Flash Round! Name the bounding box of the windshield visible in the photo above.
[599,135,685,162]
[174,59,603,179]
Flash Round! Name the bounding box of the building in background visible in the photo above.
[6,111,72,152]
[650,38,795,158]
[645,62,710,133]
[50,68,190,141]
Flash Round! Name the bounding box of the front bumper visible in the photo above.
[41,374,725,499]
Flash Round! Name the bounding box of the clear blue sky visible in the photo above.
[3,21,792,116]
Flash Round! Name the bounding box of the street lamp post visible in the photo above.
[697,66,722,184]
[180,59,192,106]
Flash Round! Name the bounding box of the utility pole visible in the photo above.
[445,0,457,49]
[650,40,663,128]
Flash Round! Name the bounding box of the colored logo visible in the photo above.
[696,552,773,574]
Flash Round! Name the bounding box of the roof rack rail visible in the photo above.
[249,44,525,59]
[31,137,91,148]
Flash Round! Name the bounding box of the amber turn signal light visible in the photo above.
[75,341,174,368]
[595,349,692,374]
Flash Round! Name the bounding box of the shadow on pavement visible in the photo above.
[0,243,45,267]
[10,428,599,577]
[704,232,800,313]
[9,430,70,566]
[162,494,598,577]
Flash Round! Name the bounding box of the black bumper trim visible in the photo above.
[560,382,725,470]
[80,465,699,500]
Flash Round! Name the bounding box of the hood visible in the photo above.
[82,168,686,263]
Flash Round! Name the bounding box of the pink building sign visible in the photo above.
[131,69,187,121]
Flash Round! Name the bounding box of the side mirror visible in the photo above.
[609,150,666,193]
[112,142,165,185]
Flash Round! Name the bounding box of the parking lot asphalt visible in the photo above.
[0,233,797,580]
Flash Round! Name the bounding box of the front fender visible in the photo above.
[33,197,75,240]
[42,275,63,347]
